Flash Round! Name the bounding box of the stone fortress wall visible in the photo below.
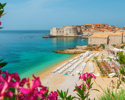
[88,32,125,45]
[50,26,77,36]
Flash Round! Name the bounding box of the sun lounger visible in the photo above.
[89,62,94,73]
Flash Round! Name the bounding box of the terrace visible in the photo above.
[96,58,120,77]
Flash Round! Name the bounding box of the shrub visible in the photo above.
[99,88,125,100]
[100,44,105,49]
[107,57,112,61]
[96,61,99,67]
[0,3,7,29]
[118,51,125,64]
[121,46,124,49]
[113,44,116,47]
[87,44,91,47]
[116,59,119,62]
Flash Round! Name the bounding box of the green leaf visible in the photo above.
[47,87,49,91]
[0,27,3,29]
[84,93,90,99]
[77,93,82,98]
[2,3,7,8]
[38,97,41,100]
[71,96,76,99]
[64,91,66,98]
[66,89,69,96]
[8,88,16,100]
[0,59,4,62]
[75,86,81,95]
[0,3,6,9]
[44,91,48,96]
[0,10,4,15]
[57,90,61,97]
[61,90,64,99]
[8,88,15,93]
[4,97,9,100]
[11,94,16,100]
[89,83,93,89]
[92,89,100,92]
[67,95,71,100]
[57,90,64,99]
[88,76,91,85]
[0,62,7,68]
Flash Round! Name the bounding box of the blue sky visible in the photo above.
[0,0,125,30]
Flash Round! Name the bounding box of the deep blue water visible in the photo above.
[0,30,88,78]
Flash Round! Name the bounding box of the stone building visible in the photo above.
[50,26,77,36]
[88,33,109,45]
[122,33,125,43]
[88,32,123,45]
[84,24,92,29]
[109,35,122,45]
[50,23,124,37]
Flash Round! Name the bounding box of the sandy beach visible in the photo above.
[39,51,118,99]
[39,54,80,80]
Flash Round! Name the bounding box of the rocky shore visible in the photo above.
[53,45,103,54]
[53,46,87,54]
[82,36,89,39]
[54,49,86,54]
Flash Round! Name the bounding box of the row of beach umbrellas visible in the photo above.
[79,62,87,74]
[51,55,82,73]
[68,59,84,73]
[51,51,90,74]
[58,59,79,74]
[106,60,114,68]
[89,62,94,73]
[87,53,95,60]
[113,60,120,68]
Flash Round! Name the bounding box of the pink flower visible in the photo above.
[79,72,96,81]
[20,74,42,100]
[73,84,83,91]
[0,14,3,18]
[50,91,58,98]
[0,22,1,25]
[47,91,58,100]
[0,74,13,98]
[86,83,90,87]
[37,86,49,99]
[2,71,26,88]
[31,74,41,89]
[40,86,48,94]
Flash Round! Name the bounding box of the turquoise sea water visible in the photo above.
[0,30,88,78]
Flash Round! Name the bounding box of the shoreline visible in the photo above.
[38,54,81,80]
[20,54,76,79]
